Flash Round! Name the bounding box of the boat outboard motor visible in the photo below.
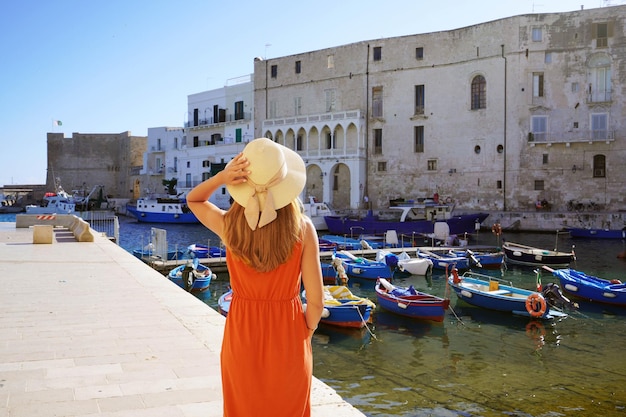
[182,263,195,292]
[542,283,579,310]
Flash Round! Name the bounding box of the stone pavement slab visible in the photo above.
[0,222,365,417]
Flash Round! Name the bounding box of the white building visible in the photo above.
[140,76,254,208]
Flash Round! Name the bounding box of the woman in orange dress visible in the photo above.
[187,138,324,417]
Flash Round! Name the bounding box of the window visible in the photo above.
[185,173,191,187]
[533,73,544,97]
[415,85,425,115]
[327,54,334,69]
[234,101,244,120]
[591,113,608,140]
[545,52,552,63]
[497,180,502,189]
[414,126,424,153]
[427,159,437,171]
[202,160,210,168]
[593,154,606,178]
[202,172,210,181]
[534,180,544,191]
[416,47,423,60]
[296,135,303,151]
[294,97,302,116]
[295,60,301,74]
[377,161,387,172]
[373,129,382,154]
[542,154,549,164]
[193,136,199,147]
[373,46,382,61]
[471,75,486,110]
[271,64,277,78]
[531,116,548,142]
[325,89,336,112]
[596,22,608,47]
[372,86,383,118]
[532,27,543,42]
[474,145,481,154]
[572,82,579,93]
[588,54,611,102]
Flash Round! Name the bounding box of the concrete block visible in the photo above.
[33,225,54,244]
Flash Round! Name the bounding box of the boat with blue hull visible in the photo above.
[126,197,199,223]
[447,270,568,320]
[375,278,449,322]
[168,260,215,292]
[567,227,626,240]
[324,202,488,237]
[543,266,626,306]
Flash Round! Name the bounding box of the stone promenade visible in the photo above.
[0,221,365,417]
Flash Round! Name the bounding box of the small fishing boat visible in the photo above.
[218,289,233,316]
[542,266,626,306]
[167,259,215,292]
[415,247,502,270]
[502,240,575,267]
[304,286,376,329]
[447,270,567,319]
[375,278,449,322]
[334,250,393,286]
[567,227,626,240]
[187,243,226,258]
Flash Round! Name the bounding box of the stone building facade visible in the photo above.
[46,131,146,199]
[253,5,626,213]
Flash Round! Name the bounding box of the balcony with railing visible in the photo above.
[186,112,251,129]
[528,129,616,144]
[263,110,365,161]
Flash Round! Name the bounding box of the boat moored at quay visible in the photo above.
[324,199,488,237]
[126,196,199,224]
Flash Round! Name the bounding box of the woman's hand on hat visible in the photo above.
[223,153,250,185]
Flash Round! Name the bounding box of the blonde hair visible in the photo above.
[223,200,304,272]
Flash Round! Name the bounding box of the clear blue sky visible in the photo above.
[0,0,613,187]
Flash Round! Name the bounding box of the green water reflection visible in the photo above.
[205,231,626,417]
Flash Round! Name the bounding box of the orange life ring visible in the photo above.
[525,293,547,318]
[491,223,502,236]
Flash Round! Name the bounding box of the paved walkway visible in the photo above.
[0,221,365,417]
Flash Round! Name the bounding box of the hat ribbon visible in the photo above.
[243,163,287,230]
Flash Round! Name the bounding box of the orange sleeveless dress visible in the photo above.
[221,241,312,417]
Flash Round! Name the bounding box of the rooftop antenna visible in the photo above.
[532,2,543,12]
[264,43,271,59]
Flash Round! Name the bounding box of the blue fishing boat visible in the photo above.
[334,250,393,286]
[567,227,626,240]
[543,266,626,306]
[304,286,376,329]
[187,243,226,258]
[320,234,382,250]
[324,200,488,237]
[448,270,568,320]
[218,289,233,316]
[167,259,215,292]
[375,278,449,322]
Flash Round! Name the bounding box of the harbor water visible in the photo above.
[3,213,625,416]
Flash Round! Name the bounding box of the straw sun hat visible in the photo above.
[226,138,306,230]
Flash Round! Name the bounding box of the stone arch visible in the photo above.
[305,164,323,203]
[334,124,345,150]
[331,163,351,209]
[308,126,320,151]
[346,122,359,151]
[285,128,296,150]
[274,129,284,146]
